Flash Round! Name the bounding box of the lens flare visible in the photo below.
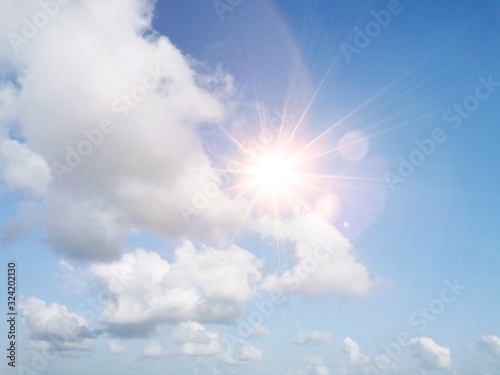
[247,154,296,194]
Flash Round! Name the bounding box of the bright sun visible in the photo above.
[221,107,369,221]
[248,154,296,194]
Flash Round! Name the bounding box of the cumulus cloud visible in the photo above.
[300,357,330,375]
[0,0,249,260]
[0,83,16,131]
[171,322,223,357]
[19,297,97,354]
[44,193,126,261]
[286,358,332,375]
[172,321,262,364]
[219,341,263,365]
[259,213,372,298]
[91,241,263,337]
[142,341,176,359]
[0,138,51,196]
[250,324,271,337]
[294,330,332,345]
[480,335,500,358]
[342,337,370,367]
[107,339,129,355]
[409,337,452,370]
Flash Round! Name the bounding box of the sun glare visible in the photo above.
[248,154,296,194]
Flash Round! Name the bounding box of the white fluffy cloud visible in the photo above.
[107,339,129,355]
[342,337,370,367]
[141,322,262,365]
[142,341,176,359]
[219,340,263,365]
[171,322,223,357]
[250,324,271,337]
[294,330,332,345]
[19,297,96,353]
[409,337,453,370]
[0,138,51,196]
[43,193,126,261]
[259,213,372,298]
[300,357,330,375]
[0,0,249,260]
[91,241,263,337]
[480,335,500,358]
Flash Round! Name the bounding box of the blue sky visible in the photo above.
[1,0,500,374]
